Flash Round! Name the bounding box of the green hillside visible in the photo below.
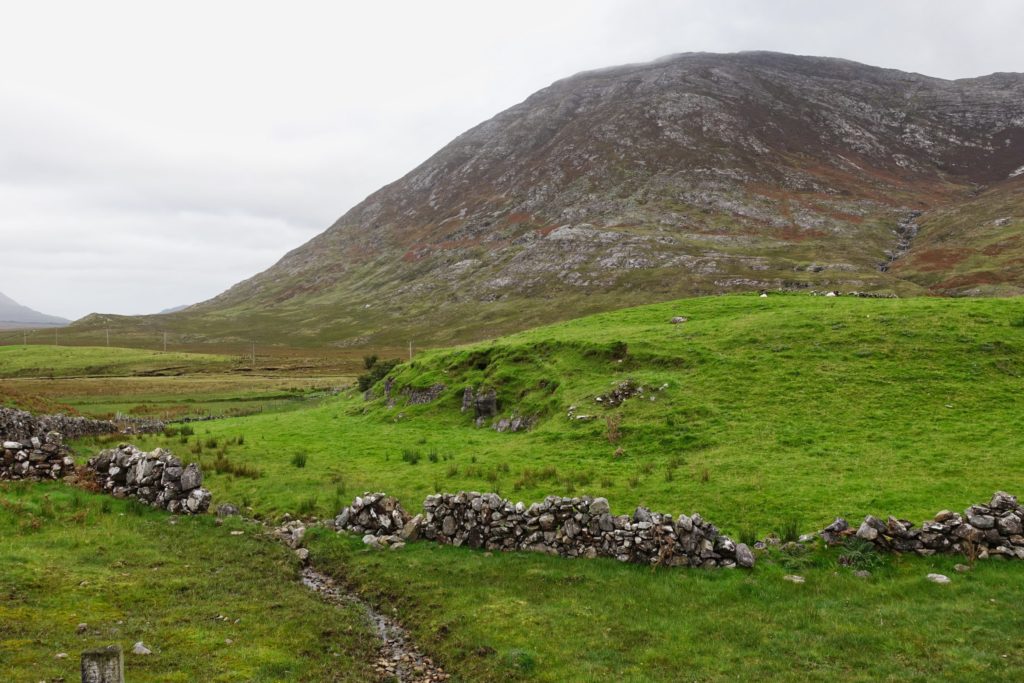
[101,293,1024,535]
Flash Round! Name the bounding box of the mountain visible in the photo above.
[71,51,1024,347]
[0,291,69,329]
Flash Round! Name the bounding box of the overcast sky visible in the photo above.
[2,0,1023,320]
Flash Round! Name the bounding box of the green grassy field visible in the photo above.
[0,345,233,378]
[0,345,353,419]
[0,482,376,682]
[9,293,1024,681]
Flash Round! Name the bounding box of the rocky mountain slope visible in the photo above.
[0,291,68,329]
[73,51,1024,346]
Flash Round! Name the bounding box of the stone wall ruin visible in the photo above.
[336,491,754,569]
[86,445,212,514]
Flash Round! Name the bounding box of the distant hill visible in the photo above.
[0,291,69,329]
[68,51,1024,348]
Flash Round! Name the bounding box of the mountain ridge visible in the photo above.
[0,291,69,329]
[69,51,1024,347]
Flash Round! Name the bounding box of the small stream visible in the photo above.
[878,210,922,272]
[300,567,449,682]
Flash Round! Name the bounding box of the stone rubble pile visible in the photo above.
[335,493,413,547]
[336,491,754,569]
[1,432,75,480]
[86,445,212,514]
[821,491,1024,560]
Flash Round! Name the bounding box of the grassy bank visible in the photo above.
[0,482,376,682]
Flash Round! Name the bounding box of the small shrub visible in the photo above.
[428,450,439,463]
[778,515,802,543]
[402,449,422,465]
[236,434,245,445]
[837,537,882,570]
[363,354,379,370]
[179,425,194,437]
[213,454,262,479]
[126,498,147,516]
[205,437,218,449]
[291,451,308,468]
[296,496,318,516]
[357,358,401,392]
[774,542,814,572]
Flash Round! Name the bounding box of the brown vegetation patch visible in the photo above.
[907,248,972,272]
[933,270,1013,290]
[982,236,1024,256]
[506,212,534,224]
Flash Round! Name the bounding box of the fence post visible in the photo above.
[81,645,124,683]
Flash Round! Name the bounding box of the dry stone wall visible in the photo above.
[86,445,212,514]
[822,491,1024,560]
[336,491,754,569]
[1,432,75,480]
[0,406,164,442]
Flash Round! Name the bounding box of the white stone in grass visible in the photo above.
[783,575,805,584]
[927,573,951,584]
[132,641,152,655]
